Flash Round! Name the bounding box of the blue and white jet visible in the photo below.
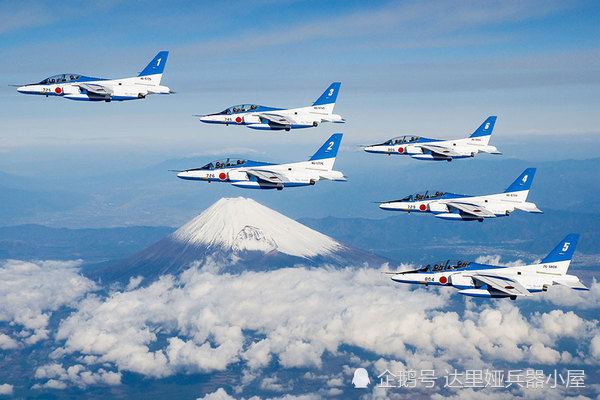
[16,51,170,102]
[364,116,500,161]
[197,82,344,131]
[177,134,346,190]
[390,234,588,299]
[379,168,542,221]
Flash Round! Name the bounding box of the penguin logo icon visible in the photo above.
[352,368,370,389]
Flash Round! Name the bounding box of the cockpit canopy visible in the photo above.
[418,260,472,272]
[398,190,446,202]
[220,104,260,115]
[197,158,247,170]
[38,74,83,84]
[382,135,421,145]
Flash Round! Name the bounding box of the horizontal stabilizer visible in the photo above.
[513,203,543,213]
[553,279,588,291]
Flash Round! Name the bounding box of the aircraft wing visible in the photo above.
[246,169,290,184]
[258,113,297,126]
[418,144,462,158]
[445,201,497,218]
[471,274,532,297]
[75,83,113,96]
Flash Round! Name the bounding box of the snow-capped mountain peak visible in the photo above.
[171,197,342,257]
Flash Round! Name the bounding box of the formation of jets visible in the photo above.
[18,51,587,301]
[196,82,345,131]
[16,52,170,102]
[379,168,542,221]
[177,134,345,190]
[389,234,588,299]
[364,116,501,161]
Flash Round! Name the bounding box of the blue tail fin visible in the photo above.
[139,51,169,76]
[312,82,341,106]
[470,116,497,138]
[309,133,343,160]
[541,234,579,263]
[504,168,536,193]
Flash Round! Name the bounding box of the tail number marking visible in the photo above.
[326,141,334,151]
[328,88,334,96]
[562,242,570,252]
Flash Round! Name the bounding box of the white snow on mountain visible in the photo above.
[171,197,342,257]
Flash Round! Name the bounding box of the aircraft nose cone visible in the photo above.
[379,202,392,210]
[17,86,27,93]
[198,115,212,123]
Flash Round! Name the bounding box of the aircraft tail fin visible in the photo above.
[308,133,343,169]
[504,168,536,198]
[469,116,497,145]
[312,82,341,113]
[538,234,580,275]
[138,51,169,84]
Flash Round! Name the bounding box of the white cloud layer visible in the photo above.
[0,260,97,345]
[2,258,599,395]
[51,264,600,385]
[32,363,121,390]
[0,384,13,396]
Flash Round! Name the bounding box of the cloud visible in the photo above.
[49,263,600,386]
[530,280,600,308]
[473,255,528,268]
[0,384,13,396]
[196,387,321,400]
[32,363,121,390]
[0,259,97,345]
[0,334,18,350]
[180,0,571,56]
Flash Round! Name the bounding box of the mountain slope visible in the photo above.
[99,197,390,282]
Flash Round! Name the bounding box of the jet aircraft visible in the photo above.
[364,116,500,161]
[176,133,346,189]
[389,234,588,299]
[197,82,344,131]
[379,168,542,221]
[16,51,170,102]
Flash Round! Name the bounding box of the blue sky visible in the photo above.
[1,0,599,178]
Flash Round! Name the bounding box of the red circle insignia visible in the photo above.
[55,87,62,94]
[439,276,447,284]
[419,204,427,211]
[219,172,227,180]
[235,116,242,123]
[398,147,404,153]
